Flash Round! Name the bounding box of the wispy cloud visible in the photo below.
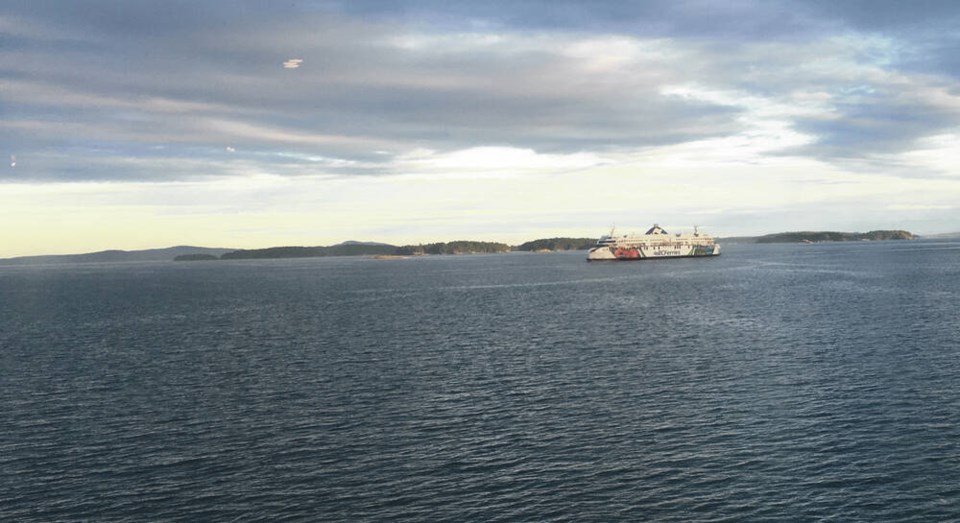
[4,3,957,183]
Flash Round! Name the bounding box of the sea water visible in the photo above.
[2,241,959,521]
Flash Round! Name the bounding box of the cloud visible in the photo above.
[0,10,737,181]
[1,0,959,187]
[394,146,609,178]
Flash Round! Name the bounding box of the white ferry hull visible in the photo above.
[587,244,720,261]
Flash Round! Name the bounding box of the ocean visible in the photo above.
[2,240,959,521]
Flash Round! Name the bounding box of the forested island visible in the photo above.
[210,241,511,260]
[220,243,397,260]
[395,241,511,255]
[515,237,596,251]
[756,230,916,243]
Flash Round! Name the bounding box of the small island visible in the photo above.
[756,230,915,243]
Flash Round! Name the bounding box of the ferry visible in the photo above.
[587,224,720,261]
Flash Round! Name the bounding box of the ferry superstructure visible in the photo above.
[587,224,721,261]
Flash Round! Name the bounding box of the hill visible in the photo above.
[0,246,234,266]
[173,254,219,262]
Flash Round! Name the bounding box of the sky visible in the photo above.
[2,0,960,257]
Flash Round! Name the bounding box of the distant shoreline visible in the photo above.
[0,230,942,265]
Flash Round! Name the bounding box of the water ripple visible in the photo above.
[2,244,960,521]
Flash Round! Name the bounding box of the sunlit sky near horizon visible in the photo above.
[3,0,960,257]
